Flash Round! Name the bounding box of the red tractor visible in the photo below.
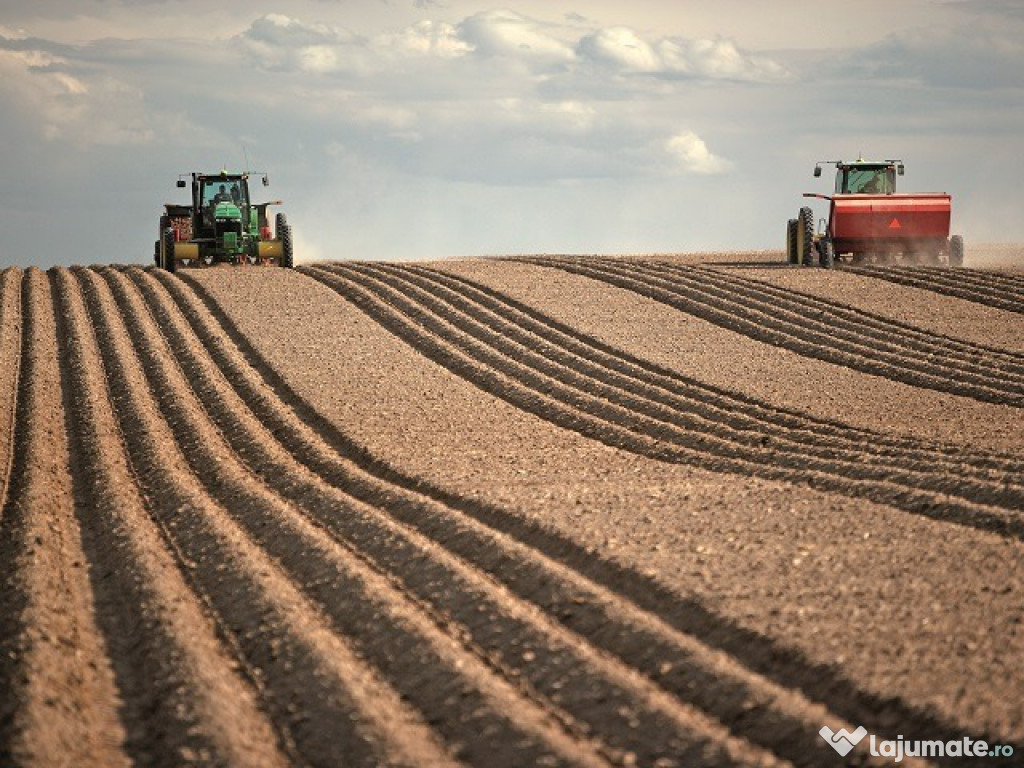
[786,157,963,268]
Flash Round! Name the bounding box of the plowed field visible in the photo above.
[1,251,1022,767]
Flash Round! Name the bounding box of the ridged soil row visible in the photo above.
[522,257,1024,407]
[686,263,1024,370]
[403,263,1024,476]
[0,270,129,768]
[305,264,1022,540]
[176,265,976,767]
[0,267,21,512]
[80,265,493,768]
[842,265,1024,314]
[376,262,1024,493]
[131,263,807,768]
[620,260,1024,388]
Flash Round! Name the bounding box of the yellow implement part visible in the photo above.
[258,240,283,263]
[172,242,199,265]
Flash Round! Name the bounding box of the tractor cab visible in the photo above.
[814,158,904,196]
[191,173,250,231]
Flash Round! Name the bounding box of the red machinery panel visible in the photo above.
[830,194,950,253]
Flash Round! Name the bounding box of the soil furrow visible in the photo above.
[686,263,1024,372]
[149,267,900,767]
[608,259,1024,387]
[913,267,1024,296]
[307,263,1022,539]
[0,268,22,516]
[0,269,131,768]
[56,266,298,767]
[133,268,798,768]
[85,266,496,768]
[182,266,1008,764]
[843,266,1024,313]
[406,263,1024,475]
[372,262,1024,492]
[524,257,1024,406]
[102,266,615,768]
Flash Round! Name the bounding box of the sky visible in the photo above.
[1,0,1023,267]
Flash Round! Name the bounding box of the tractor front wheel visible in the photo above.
[818,238,835,269]
[797,207,815,266]
[786,218,798,264]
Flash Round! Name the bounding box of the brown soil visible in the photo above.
[1,252,1021,767]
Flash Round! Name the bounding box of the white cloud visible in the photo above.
[236,13,368,74]
[385,20,471,59]
[578,26,788,82]
[578,27,659,72]
[666,131,732,175]
[457,10,574,65]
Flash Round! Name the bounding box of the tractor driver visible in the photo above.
[860,173,881,193]
[212,184,233,204]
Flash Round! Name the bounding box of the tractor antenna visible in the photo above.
[242,145,250,174]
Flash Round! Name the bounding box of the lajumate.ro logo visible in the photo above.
[819,724,1015,762]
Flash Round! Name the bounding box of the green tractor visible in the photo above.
[155,170,293,271]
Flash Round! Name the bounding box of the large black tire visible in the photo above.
[157,215,169,267]
[786,218,798,264]
[275,212,294,268]
[162,227,177,273]
[797,206,815,267]
[818,238,835,269]
[949,234,964,267]
[281,224,294,269]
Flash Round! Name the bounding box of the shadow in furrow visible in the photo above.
[0,269,34,764]
[842,266,1024,314]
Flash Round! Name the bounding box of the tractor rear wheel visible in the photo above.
[281,224,294,269]
[786,218,798,264]
[949,235,964,267]
[797,206,815,266]
[276,213,293,268]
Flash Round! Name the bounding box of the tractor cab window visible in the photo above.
[837,166,894,195]
[201,180,246,209]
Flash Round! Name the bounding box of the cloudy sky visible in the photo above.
[1,0,1022,267]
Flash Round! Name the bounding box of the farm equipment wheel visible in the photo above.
[161,227,177,274]
[156,215,169,267]
[797,207,815,266]
[818,238,835,269]
[786,218,798,264]
[277,213,294,268]
[949,235,964,267]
